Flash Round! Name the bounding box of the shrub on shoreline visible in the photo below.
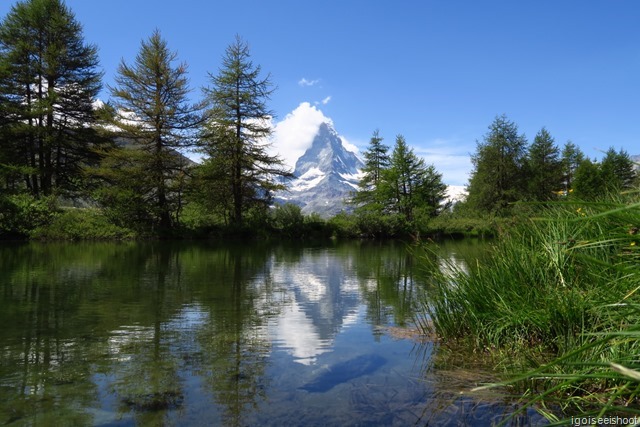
[30,208,136,241]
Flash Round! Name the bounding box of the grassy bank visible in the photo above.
[420,197,640,419]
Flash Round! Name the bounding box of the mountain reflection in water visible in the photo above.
[0,240,546,426]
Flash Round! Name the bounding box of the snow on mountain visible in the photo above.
[276,121,364,217]
[446,185,467,203]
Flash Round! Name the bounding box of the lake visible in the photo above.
[0,239,546,426]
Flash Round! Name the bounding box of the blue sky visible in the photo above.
[2,0,639,187]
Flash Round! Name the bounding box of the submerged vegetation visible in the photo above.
[420,194,640,419]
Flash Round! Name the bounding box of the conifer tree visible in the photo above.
[199,35,291,226]
[384,135,448,222]
[100,30,200,231]
[526,127,563,201]
[573,158,604,200]
[600,147,637,191]
[466,115,528,214]
[352,129,389,210]
[561,141,584,193]
[0,0,102,197]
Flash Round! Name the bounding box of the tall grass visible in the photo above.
[420,195,640,420]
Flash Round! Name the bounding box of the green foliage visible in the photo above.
[198,35,291,226]
[352,210,405,238]
[424,212,497,237]
[91,147,157,232]
[423,195,640,417]
[572,148,636,200]
[352,129,390,208]
[327,212,359,238]
[30,208,135,240]
[105,29,199,232]
[561,141,584,192]
[526,127,563,201]
[267,204,333,239]
[0,0,103,197]
[178,201,221,236]
[385,135,448,221]
[466,114,528,215]
[425,207,608,350]
[186,138,236,226]
[0,193,57,238]
[600,146,637,191]
[271,203,304,237]
[352,133,448,237]
[572,158,605,200]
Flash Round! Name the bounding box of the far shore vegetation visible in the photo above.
[2,0,640,423]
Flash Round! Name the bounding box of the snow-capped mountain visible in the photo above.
[277,122,364,217]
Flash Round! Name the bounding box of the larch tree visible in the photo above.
[384,135,448,222]
[466,115,528,215]
[600,147,637,192]
[561,141,584,193]
[199,35,291,227]
[100,29,200,232]
[572,158,604,200]
[526,127,563,201]
[352,129,390,211]
[0,0,102,197]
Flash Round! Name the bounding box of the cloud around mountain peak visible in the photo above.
[271,102,338,169]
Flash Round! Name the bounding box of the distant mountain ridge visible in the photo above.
[276,122,363,217]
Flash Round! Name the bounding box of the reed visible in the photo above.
[420,195,640,419]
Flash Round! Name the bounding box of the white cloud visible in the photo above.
[298,77,320,87]
[339,136,359,154]
[270,102,331,169]
[321,95,331,105]
[413,139,473,187]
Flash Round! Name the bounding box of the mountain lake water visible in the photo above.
[0,239,548,426]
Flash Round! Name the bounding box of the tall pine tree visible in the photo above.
[199,35,291,226]
[600,147,637,192]
[352,129,389,211]
[466,115,528,214]
[384,135,448,222]
[0,0,102,197]
[561,141,584,193]
[526,127,563,201]
[99,30,200,231]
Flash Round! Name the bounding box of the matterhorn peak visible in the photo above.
[294,121,360,178]
[275,119,364,217]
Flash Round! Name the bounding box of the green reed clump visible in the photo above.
[425,204,610,351]
[420,195,640,419]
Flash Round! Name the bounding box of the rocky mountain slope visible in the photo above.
[276,122,363,217]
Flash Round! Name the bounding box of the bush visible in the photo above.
[271,203,304,237]
[30,208,136,240]
[0,194,57,238]
[426,214,497,237]
[327,211,359,238]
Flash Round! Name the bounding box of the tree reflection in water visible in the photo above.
[0,239,546,426]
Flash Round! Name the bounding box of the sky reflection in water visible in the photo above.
[0,240,546,426]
